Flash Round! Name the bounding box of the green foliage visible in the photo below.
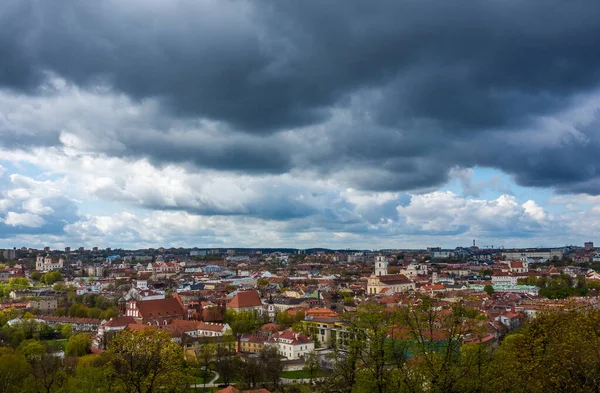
[65,333,92,357]
[483,284,494,296]
[276,310,305,329]
[106,327,191,393]
[61,324,73,339]
[0,347,31,393]
[40,271,62,285]
[67,302,118,320]
[223,309,263,334]
[519,274,588,299]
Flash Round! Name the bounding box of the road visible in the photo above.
[190,370,221,389]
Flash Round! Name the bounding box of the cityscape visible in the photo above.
[3,0,600,392]
[1,242,600,392]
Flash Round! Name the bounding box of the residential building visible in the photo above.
[28,298,58,313]
[268,330,314,360]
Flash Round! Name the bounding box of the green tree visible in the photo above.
[237,357,264,390]
[40,272,62,286]
[483,284,494,296]
[61,324,73,339]
[214,333,239,385]
[19,341,67,393]
[65,333,92,357]
[303,351,321,379]
[106,328,191,393]
[259,345,284,390]
[194,341,215,391]
[0,347,31,393]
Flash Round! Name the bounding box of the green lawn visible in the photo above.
[280,369,326,379]
[194,371,216,384]
[44,339,67,351]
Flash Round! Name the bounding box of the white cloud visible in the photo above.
[3,212,46,228]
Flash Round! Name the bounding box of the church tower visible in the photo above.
[375,255,388,276]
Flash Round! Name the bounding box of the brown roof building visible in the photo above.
[227,290,264,313]
[125,297,185,325]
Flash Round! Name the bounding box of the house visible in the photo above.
[95,316,138,348]
[28,298,58,313]
[227,290,264,314]
[239,333,269,354]
[496,306,523,331]
[125,297,185,325]
[268,330,314,360]
[169,320,231,337]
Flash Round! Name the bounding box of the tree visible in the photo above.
[40,272,62,286]
[303,351,321,379]
[223,310,262,334]
[238,356,264,390]
[259,345,283,390]
[65,333,92,357]
[487,309,600,393]
[214,333,239,385]
[106,328,191,393]
[0,347,30,393]
[30,272,42,282]
[61,324,73,339]
[483,285,494,296]
[19,341,67,393]
[195,341,216,392]
[65,357,113,393]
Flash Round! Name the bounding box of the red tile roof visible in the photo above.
[227,290,262,309]
[379,274,413,285]
[135,298,185,319]
[105,316,137,327]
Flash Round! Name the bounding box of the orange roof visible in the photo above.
[305,307,338,318]
[227,290,262,309]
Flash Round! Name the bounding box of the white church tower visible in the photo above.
[375,255,388,276]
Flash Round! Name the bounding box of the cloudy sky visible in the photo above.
[2,0,600,250]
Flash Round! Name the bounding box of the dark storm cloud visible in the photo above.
[2,0,600,193]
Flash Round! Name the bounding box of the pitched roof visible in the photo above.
[271,330,313,345]
[135,298,185,318]
[216,387,240,393]
[105,316,137,327]
[227,290,263,309]
[379,274,413,285]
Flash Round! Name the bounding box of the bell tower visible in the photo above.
[375,255,388,276]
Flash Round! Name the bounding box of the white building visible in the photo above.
[502,249,563,262]
[268,330,314,360]
[492,274,518,286]
[36,254,64,271]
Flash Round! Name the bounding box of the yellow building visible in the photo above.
[238,333,267,354]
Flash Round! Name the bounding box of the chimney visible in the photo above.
[510,304,515,314]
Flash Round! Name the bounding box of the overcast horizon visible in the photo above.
[2,1,600,250]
